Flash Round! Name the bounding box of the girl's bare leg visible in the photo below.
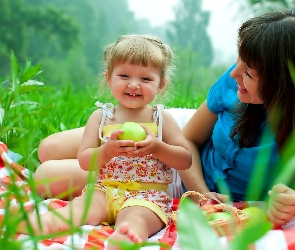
[35,127,88,199]
[17,190,107,236]
[107,206,165,250]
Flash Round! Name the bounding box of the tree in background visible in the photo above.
[0,0,79,77]
[1,0,162,87]
[235,0,295,16]
[166,0,213,67]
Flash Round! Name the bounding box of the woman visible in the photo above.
[180,9,295,225]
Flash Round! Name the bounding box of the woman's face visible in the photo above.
[230,57,263,104]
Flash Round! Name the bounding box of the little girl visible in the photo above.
[17,34,192,249]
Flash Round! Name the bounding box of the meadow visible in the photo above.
[0,52,214,171]
[0,52,213,249]
[2,53,294,250]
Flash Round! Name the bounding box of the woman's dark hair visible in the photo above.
[230,9,295,151]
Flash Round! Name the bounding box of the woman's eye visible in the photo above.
[243,69,253,79]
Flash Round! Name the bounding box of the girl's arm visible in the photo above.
[150,109,192,170]
[77,109,111,171]
[77,110,136,171]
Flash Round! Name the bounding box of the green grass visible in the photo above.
[0,52,209,249]
[2,52,292,249]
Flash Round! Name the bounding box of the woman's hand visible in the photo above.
[267,183,295,226]
[203,191,229,203]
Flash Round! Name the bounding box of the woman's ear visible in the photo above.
[157,78,167,93]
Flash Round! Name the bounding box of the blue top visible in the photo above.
[184,65,279,201]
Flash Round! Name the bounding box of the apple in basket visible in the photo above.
[199,199,219,211]
[242,207,268,225]
[207,212,233,221]
[117,122,147,142]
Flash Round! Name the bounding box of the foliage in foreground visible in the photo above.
[3,53,295,249]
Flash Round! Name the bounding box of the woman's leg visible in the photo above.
[38,127,85,162]
[35,127,88,199]
[17,190,108,235]
[107,206,165,250]
[34,159,91,199]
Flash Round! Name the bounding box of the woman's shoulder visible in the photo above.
[211,64,237,93]
[207,64,238,113]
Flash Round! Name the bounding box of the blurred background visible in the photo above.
[0,0,295,164]
[2,0,294,91]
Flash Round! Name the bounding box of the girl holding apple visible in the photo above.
[35,9,295,228]
[17,34,192,249]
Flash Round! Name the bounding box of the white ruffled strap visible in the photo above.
[95,102,114,142]
[153,104,164,141]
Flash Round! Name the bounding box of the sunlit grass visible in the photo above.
[4,53,294,249]
[0,52,208,249]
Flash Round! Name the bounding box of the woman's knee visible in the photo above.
[38,128,84,163]
[33,162,53,196]
[38,136,59,163]
[34,159,90,198]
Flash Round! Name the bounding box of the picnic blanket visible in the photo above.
[2,142,295,249]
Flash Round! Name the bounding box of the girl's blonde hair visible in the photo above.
[103,34,175,95]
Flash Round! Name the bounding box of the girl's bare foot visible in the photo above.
[17,214,50,236]
[107,223,141,250]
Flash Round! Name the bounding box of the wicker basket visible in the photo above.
[171,191,251,237]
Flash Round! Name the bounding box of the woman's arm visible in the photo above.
[179,101,218,199]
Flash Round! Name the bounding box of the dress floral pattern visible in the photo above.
[93,103,173,219]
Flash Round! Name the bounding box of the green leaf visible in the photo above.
[228,217,272,250]
[10,51,19,91]
[288,61,295,87]
[20,62,43,84]
[19,80,45,95]
[10,101,39,108]
[177,198,221,250]
[0,106,4,125]
[60,123,67,131]
[273,155,295,184]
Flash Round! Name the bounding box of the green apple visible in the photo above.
[117,122,147,142]
[243,207,268,225]
[207,212,232,221]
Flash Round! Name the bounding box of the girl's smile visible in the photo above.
[107,62,163,109]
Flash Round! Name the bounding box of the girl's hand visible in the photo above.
[127,125,159,157]
[267,184,295,226]
[104,129,136,158]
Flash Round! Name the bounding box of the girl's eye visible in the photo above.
[119,74,129,78]
[142,77,151,81]
[243,69,253,79]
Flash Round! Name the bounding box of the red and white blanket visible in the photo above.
[1,144,295,249]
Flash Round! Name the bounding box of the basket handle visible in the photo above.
[180,191,207,202]
[178,191,241,223]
